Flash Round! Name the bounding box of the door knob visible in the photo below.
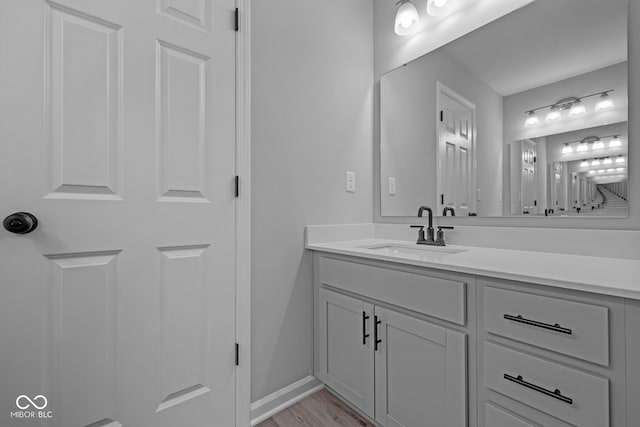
[3,212,38,234]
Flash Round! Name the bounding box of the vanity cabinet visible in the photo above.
[478,278,627,427]
[315,255,472,427]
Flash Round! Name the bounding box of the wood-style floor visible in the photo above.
[256,389,376,427]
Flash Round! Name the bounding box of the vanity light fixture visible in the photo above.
[591,158,601,166]
[580,160,590,167]
[616,155,625,164]
[603,157,612,165]
[524,111,540,127]
[609,135,622,147]
[568,100,586,117]
[545,106,562,123]
[616,167,625,172]
[522,90,614,127]
[561,143,573,154]
[426,0,451,17]
[592,139,605,150]
[607,168,615,173]
[576,142,589,152]
[394,0,420,36]
[597,169,605,173]
[595,92,615,111]
[588,170,596,174]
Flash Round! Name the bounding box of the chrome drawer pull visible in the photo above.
[504,373,573,405]
[503,314,572,335]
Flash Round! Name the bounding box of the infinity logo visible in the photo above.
[15,395,48,410]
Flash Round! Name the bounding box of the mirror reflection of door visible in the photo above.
[509,140,537,215]
[548,162,565,212]
[436,82,476,216]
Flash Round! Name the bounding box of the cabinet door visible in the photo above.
[318,288,375,417]
[375,307,467,427]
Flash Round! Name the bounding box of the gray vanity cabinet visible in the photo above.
[315,255,471,427]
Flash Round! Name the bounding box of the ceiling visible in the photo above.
[441,0,628,96]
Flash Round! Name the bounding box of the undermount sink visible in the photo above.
[362,244,466,257]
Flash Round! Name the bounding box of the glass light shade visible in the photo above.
[591,159,600,166]
[592,140,605,149]
[545,107,561,122]
[580,160,589,167]
[597,169,605,173]
[426,0,451,16]
[609,136,622,147]
[603,157,612,165]
[395,0,419,36]
[561,143,573,154]
[576,143,589,152]
[607,168,615,173]
[616,168,625,172]
[595,93,614,111]
[616,156,625,163]
[569,101,586,117]
[524,111,539,127]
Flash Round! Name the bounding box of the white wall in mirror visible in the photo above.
[378,0,629,219]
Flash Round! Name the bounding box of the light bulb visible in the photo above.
[609,136,621,147]
[616,156,625,163]
[395,0,419,36]
[576,143,589,152]
[592,140,604,149]
[569,100,586,117]
[561,143,573,154]
[603,157,612,165]
[545,106,561,122]
[426,0,451,16]
[595,93,614,111]
[580,160,589,167]
[524,111,539,127]
[591,159,600,166]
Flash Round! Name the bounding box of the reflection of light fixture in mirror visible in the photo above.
[568,100,586,117]
[522,90,614,127]
[426,0,451,16]
[580,159,589,167]
[561,143,573,154]
[597,169,605,173]
[607,168,615,173]
[603,157,612,165]
[592,139,605,150]
[616,167,625,172]
[595,92,614,111]
[545,106,561,122]
[395,0,419,36]
[609,135,622,147]
[591,158,601,166]
[616,155,625,163]
[588,170,596,174]
[576,142,589,152]
[524,111,539,127]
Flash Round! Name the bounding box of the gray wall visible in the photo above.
[251,0,374,402]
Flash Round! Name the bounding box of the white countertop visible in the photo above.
[306,238,640,300]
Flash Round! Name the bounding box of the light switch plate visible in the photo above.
[346,171,356,193]
[388,177,396,195]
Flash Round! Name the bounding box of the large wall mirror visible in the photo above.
[380,0,628,218]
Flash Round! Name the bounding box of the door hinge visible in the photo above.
[235,343,239,366]
[440,110,444,122]
[235,175,239,198]
[234,8,239,32]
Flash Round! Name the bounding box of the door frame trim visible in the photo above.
[236,0,251,425]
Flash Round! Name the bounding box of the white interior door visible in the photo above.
[0,1,236,426]
[520,140,536,214]
[437,82,476,216]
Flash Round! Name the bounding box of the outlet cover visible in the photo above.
[346,171,356,193]
[388,177,396,195]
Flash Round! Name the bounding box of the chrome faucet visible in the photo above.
[410,205,454,246]
[442,207,455,216]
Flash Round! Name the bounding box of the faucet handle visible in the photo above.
[435,226,454,246]
[410,225,426,243]
[437,226,454,230]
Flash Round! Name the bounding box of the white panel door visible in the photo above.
[374,307,467,427]
[0,1,236,426]
[437,83,476,216]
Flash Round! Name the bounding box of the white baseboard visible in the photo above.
[250,375,324,426]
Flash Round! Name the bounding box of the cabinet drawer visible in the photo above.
[485,403,538,427]
[484,286,609,366]
[484,342,609,427]
[319,256,466,325]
